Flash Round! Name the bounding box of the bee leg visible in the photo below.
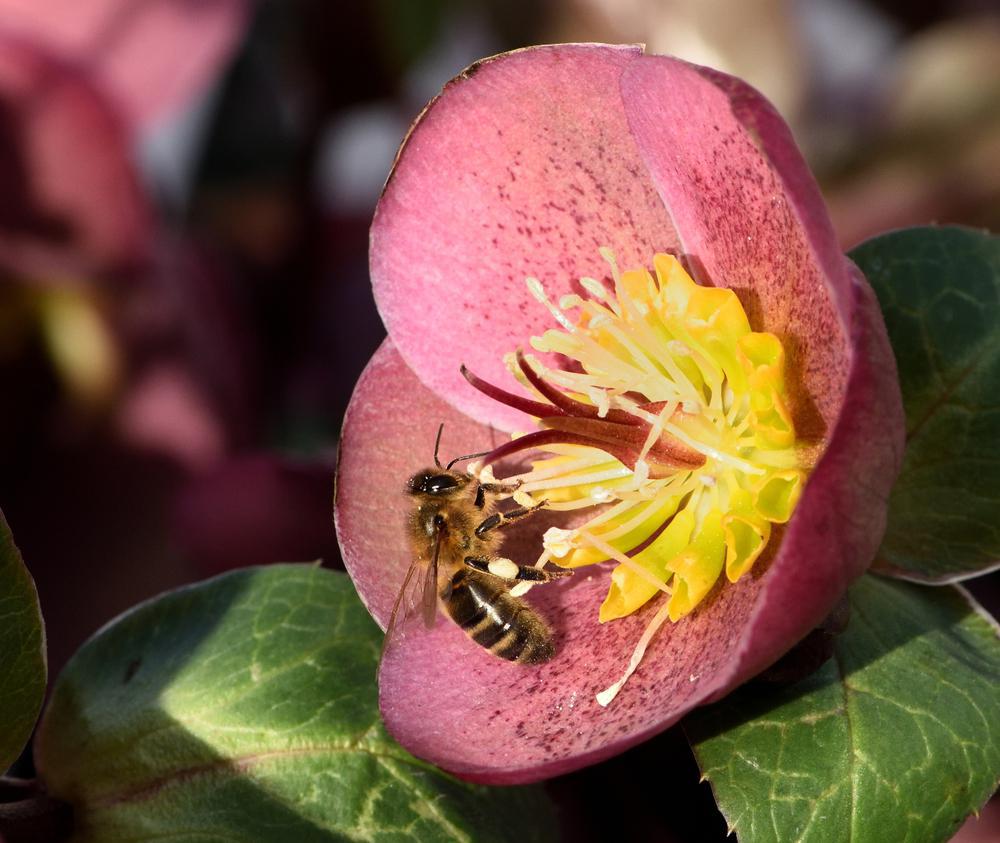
[473,478,522,509]
[474,500,546,537]
[464,555,572,583]
[479,478,522,494]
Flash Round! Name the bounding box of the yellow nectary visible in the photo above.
[464,250,807,703]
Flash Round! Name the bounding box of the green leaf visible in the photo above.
[0,509,46,773]
[35,565,557,842]
[850,226,1000,581]
[685,574,1000,843]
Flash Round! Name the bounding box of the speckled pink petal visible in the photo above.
[0,33,150,278]
[618,57,905,682]
[722,266,904,694]
[0,0,248,129]
[371,44,681,432]
[335,339,512,628]
[620,57,852,433]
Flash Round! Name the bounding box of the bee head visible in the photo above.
[406,469,469,496]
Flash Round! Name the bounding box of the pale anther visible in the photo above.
[543,527,577,558]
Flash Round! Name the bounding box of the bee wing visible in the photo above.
[382,522,444,662]
[421,524,444,629]
[382,555,427,660]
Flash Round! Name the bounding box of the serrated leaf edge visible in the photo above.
[687,581,1000,843]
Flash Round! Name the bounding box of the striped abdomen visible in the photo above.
[443,569,555,664]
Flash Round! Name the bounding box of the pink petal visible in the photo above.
[616,58,904,682]
[723,266,903,690]
[620,58,853,430]
[371,44,681,432]
[116,363,225,471]
[0,32,150,278]
[0,0,248,130]
[335,338,512,627]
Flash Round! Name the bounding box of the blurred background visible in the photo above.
[1,1,997,840]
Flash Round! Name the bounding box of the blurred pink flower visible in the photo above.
[0,0,250,278]
[0,3,251,461]
[0,0,248,130]
[0,31,150,279]
[335,44,904,783]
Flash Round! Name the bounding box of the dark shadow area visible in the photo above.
[548,724,730,842]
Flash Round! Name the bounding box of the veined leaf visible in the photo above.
[686,574,1000,843]
[851,226,1000,581]
[0,510,46,773]
[35,564,556,842]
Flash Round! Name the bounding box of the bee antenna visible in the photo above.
[446,450,491,471]
[433,423,445,469]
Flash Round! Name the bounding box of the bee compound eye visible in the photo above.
[407,471,460,495]
[425,474,459,494]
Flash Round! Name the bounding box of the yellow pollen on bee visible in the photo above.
[509,582,532,598]
[483,249,810,705]
[512,489,537,507]
[488,557,520,580]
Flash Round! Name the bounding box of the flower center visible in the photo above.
[463,250,809,703]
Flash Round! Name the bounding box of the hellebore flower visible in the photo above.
[335,44,904,784]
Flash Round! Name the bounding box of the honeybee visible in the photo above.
[385,426,571,664]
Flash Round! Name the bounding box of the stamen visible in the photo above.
[638,401,677,467]
[596,599,673,707]
[598,246,622,286]
[580,276,613,305]
[576,497,640,531]
[576,530,673,596]
[527,277,575,332]
[598,497,670,538]
[531,326,650,390]
[543,527,577,558]
[519,465,632,493]
[660,422,766,475]
[545,497,621,511]
[517,351,636,425]
[512,489,537,507]
[631,459,650,489]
